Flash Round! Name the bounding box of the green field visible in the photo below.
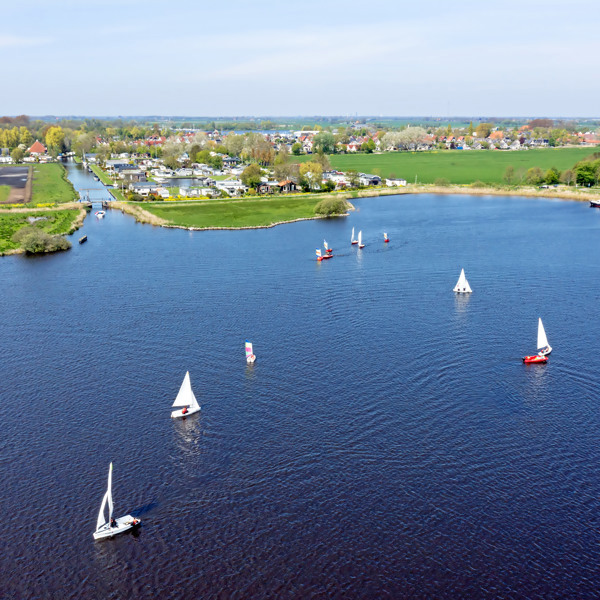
[31,164,78,204]
[0,185,10,203]
[139,195,327,228]
[297,148,595,184]
[0,209,80,253]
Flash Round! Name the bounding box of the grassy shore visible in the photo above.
[0,206,85,254]
[90,164,115,186]
[31,163,78,205]
[296,148,594,184]
[114,182,600,230]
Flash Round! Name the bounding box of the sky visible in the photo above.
[1,0,599,117]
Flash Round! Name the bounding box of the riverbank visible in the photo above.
[0,204,87,255]
[111,183,599,230]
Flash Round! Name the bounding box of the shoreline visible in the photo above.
[111,184,599,231]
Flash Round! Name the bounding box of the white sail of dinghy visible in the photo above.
[453,268,472,293]
[93,462,140,540]
[171,371,200,418]
[351,227,357,244]
[324,240,329,251]
[358,230,364,248]
[537,318,552,355]
[245,340,256,364]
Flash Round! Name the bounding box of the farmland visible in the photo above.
[296,148,594,184]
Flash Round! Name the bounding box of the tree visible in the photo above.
[468,121,474,136]
[10,147,24,163]
[503,165,515,185]
[291,142,302,155]
[313,132,335,154]
[19,127,32,147]
[575,163,596,187]
[299,162,323,190]
[544,167,560,185]
[525,167,544,185]
[163,156,178,170]
[561,169,575,186]
[475,123,493,138]
[314,197,349,216]
[347,169,360,187]
[240,163,262,188]
[224,133,244,157]
[45,126,65,154]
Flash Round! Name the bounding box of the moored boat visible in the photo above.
[79,235,87,244]
[95,211,105,219]
[590,199,600,207]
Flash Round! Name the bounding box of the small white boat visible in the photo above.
[245,340,256,364]
[171,371,201,418]
[358,230,365,249]
[351,227,358,245]
[93,463,140,541]
[537,318,552,356]
[95,211,105,219]
[453,268,472,293]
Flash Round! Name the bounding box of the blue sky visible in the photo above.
[2,0,599,117]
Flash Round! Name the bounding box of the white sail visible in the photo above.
[96,462,113,531]
[172,371,199,411]
[537,318,549,350]
[358,231,362,246]
[453,268,472,293]
[384,232,388,241]
[324,239,329,251]
[351,227,355,242]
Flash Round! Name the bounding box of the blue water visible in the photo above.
[1,163,599,598]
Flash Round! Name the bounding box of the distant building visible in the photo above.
[28,140,47,155]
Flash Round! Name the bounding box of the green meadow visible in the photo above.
[0,185,10,203]
[31,164,78,204]
[297,148,594,184]
[139,195,327,228]
[0,209,80,253]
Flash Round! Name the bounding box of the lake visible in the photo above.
[1,162,599,598]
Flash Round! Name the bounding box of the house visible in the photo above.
[385,178,407,187]
[121,170,146,183]
[215,179,247,196]
[129,182,161,196]
[359,173,381,186]
[347,142,361,152]
[278,180,298,193]
[28,140,47,155]
[256,181,279,194]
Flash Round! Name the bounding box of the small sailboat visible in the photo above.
[537,318,552,356]
[245,340,256,364]
[351,227,358,245]
[171,371,201,418]
[316,247,331,261]
[358,230,365,249]
[316,248,323,261]
[93,463,140,541]
[384,232,389,243]
[324,239,333,254]
[453,268,472,293]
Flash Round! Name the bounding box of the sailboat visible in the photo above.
[351,227,358,245]
[324,239,333,254]
[171,371,201,418]
[453,269,472,293]
[384,232,389,243]
[537,318,552,356]
[245,340,256,364]
[93,463,140,540]
[358,230,365,249]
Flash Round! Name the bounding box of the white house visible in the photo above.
[385,178,407,187]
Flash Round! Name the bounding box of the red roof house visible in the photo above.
[28,140,47,155]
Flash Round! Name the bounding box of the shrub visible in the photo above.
[434,178,450,186]
[12,227,71,254]
[314,197,349,216]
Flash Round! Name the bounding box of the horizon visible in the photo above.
[2,0,599,117]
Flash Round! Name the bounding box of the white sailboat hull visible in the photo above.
[171,405,201,419]
[93,515,139,540]
[246,355,256,364]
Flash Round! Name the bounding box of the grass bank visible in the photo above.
[0,207,84,254]
[31,163,78,205]
[0,185,10,203]
[91,164,115,186]
[122,194,341,229]
[295,148,594,184]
